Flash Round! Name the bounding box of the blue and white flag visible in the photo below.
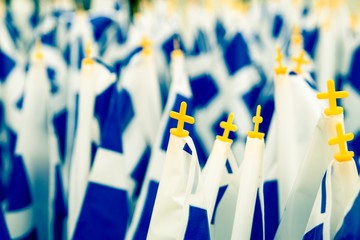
[334,187,360,239]
[126,48,192,240]
[73,42,162,239]
[275,112,344,240]
[6,46,51,240]
[67,56,117,238]
[303,158,359,239]
[232,133,265,240]
[0,207,9,240]
[264,66,322,239]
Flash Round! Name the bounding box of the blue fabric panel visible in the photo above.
[303,224,324,240]
[334,192,360,240]
[264,180,279,240]
[7,155,32,211]
[184,206,210,240]
[190,74,219,109]
[101,89,134,153]
[73,182,129,240]
[223,32,251,75]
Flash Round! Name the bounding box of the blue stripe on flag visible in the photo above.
[264,180,279,240]
[95,84,117,131]
[0,49,16,82]
[184,206,210,240]
[101,89,134,153]
[251,190,264,240]
[41,28,57,47]
[190,74,219,109]
[20,228,38,240]
[134,180,159,240]
[303,224,324,240]
[53,110,68,163]
[131,146,151,198]
[90,17,114,43]
[215,20,226,47]
[73,182,129,240]
[16,95,24,110]
[7,155,32,211]
[334,192,360,240]
[272,15,284,38]
[321,172,327,214]
[348,47,360,92]
[211,185,228,224]
[53,165,67,240]
[188,30,210,56]
[223,32,251,75]
[303,28,319,59]
[46,67,59,94]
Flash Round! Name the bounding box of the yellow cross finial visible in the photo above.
[169,101,195,137]
[83,41,94,65]
[291,50,310,74]
[171,38,183,58]
[291,25,303,47]
[317,80,349,116]
[141,36,152,55]
[34,38,44,60]
[216,112,237,143]
[248,105,265,140]
[328,123,354,162]
[274,46,287,75]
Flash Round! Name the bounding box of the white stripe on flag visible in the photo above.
[5,206,34,239]
[89,148,128,190]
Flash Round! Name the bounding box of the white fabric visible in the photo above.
[231,137,265,240]
[67,62,96,239]
[275,113,345,239]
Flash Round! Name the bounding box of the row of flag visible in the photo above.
[0,0,359,239]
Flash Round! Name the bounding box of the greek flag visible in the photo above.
[73,43,162,239]
[67,57,117,238]
[303,159,359,239]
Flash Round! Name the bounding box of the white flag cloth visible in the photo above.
[274,72,321,212]
[73,47,162,239]
[231,136,265,240]
[11,52,50,240]
[67,59,116,238]
[275,112,345,239]
[147,134,200,239]
[126,50,192,239]
[201,138,239,240]
[303,159,359,239]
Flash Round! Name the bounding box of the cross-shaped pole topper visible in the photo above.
[169,101,195,137]
[83,41,94,65]
[274,46,287,75]
[291,50,310,74]
[172,38,183,58]
[291,25,303,47]
[328,123,354,162]
[216,112,237,143]
[317,80,349,116]
[248,105,265,140]
[141,36,152,55]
